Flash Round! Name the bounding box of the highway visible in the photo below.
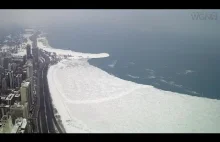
[30,32,63,133]
[37,50,63,133]
[38,58,49,133]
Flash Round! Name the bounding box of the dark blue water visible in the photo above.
[44,26,220,100]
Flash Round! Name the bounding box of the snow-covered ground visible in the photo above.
[38,35,220,133]
[1,45,11,52]
[37,37,109,59]
[23,33,33,47]
[12,48,26,57]
[1,31,33,57]
[11,33,33,57]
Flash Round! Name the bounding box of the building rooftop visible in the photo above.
[5,94,15,101]
[21,81,30,87]
[11,102,23,109]
[13,90,19,94]
[11,125,19,133]
[15,94,21,98]
[1,97,6,100]
[16,74,22,78]
[15,118,23,126]
[5,105,10,108]
[1,115,8,121]
[0,103,6,108]
[27,61,33,66]
[21,119,27,130]
[11,117,26,133]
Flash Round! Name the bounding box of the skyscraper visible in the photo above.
[16,74,22,88]
[11,63,17,72]
[8,63,12,71]
[0,57,4,67]
[1,77,7,93]
[26,44,31,59]
[0,115,13,133]
[26,60,33,79]
[0,104,7,118]
[20,81,30,106]
[32,47,39,68]
[3,57,12,69]
[10,102,29,123]
[5,94,15,106]
[23,55,26,65]
[0,66,4,74]
[26,60,33,104]
[8,71,14,89]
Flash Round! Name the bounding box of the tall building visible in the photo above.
[20,81,30,108]
[26,60,33,78]
[16,74,22,88]
[6,71,14,89]
[23,55,26,65]
[17,67,23,75]
[32,47,39,68]
[26,44,31,59]
[22,70,27,80]
[0,57,4,67]
[26,60,33,104]
[8,71,14,89]
[1,77,8,93]
[8,63,17,72]
[0,104,10,120]
[14,94,21,102]
[3,57,12,69]
[23,102,28,119]
[5,94,15,106]
[0,123,2,133]
[11,117,28,133]
[8,63,12,71]
[11,63,17,72]
[0,66,4,75]
[10,102,29,123]
[5,72,10,88]
[0,115,13,133]
[0,104,8,118]
[0,74,1,88]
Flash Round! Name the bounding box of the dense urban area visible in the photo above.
[0,29,63,133]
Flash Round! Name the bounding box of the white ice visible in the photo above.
[127,74,140,79]
[47,58,220,133]
[37,37,109,59]
[177,70,195,75]
[147,75,156,79]
[37,35,220,133]
[12,49,26,57]
[1,45,10,51]
[160,79,183,88]
[108,60,117,68]
[185,70,195,74]
[11,31,33,57]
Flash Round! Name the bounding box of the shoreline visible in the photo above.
[37,34,111,132]
[37,34,220,133]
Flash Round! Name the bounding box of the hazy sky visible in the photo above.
[0,9,219,37]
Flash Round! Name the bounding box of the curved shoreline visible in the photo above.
[38,35,220,133]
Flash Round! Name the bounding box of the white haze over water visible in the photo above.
[1,10,220,39]
[36,35,220,133]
